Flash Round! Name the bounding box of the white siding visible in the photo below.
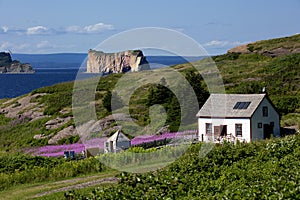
[198,118,251,142]
[251,98,280,141]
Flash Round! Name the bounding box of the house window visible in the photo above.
[258,123,262,128]
[235,124,242,137]
[263,106,268,117]
[206,123,212,134]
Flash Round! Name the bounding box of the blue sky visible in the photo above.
[0,0,299,55]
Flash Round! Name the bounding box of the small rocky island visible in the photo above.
[87,49,150,74]
[0,52,34,73]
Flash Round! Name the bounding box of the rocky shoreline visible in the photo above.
[0,52,34,73]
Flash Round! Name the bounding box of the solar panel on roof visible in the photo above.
[233,101,251,109]
[233,102,241,109]
[243,102,251,109]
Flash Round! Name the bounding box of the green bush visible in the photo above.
[0,153,104,190]
[58,135,80,145]
[271,96,299,114]
[72,134,300,199]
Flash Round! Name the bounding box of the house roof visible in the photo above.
[106,130,130,142]
[196,93,267,118]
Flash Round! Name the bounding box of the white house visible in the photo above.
[104,130,131,153]
[196,94,280,143]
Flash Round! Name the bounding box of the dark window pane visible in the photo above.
[235,124,242,136]
[258,123,262,128]
[233,102,241,109]
[206,123,212,134]
[263,106,268,117]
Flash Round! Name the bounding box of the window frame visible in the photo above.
[262,106,268,117]
[206,123,212,134]
[235,123,243,137]
[258,123,262,128]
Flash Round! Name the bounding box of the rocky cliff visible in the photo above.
[87,50,150,73]
[0,52,34,73]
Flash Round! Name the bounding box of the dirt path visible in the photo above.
[33,176,119,198]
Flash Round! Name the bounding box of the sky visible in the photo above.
[0,0,299,55]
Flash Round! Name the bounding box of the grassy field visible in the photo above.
[0,170,118,200]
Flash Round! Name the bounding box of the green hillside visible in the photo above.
[246,33,300,53]
[0,34,299,200]
[0,34,299,152]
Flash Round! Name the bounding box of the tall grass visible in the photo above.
[0,153,105,191]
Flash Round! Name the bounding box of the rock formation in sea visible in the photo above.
[0,52,34,73]
[87,49,150,74]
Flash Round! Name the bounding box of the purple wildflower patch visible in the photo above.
[24,130,197,157]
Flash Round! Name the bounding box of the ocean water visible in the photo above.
[0,69,80,99]
[0,55,202,99]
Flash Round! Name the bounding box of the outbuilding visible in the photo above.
[104,130,131,153]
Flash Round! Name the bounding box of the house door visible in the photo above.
[263,124,273,139]
[220,125,227,136]
[214,125,227,137]
[110,141,114,152]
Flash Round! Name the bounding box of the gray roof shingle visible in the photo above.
[196,94,266,118]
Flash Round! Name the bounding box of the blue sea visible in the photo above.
[0,54,202,99]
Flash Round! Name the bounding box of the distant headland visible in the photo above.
[0,52,34,73]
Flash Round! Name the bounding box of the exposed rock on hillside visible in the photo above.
[0,94,45,120]
[48,126,77,145]
[87,49,150,73]
[0,52,34,73]
[45,116,72,130]
[228,45,300,57]
[260,47,300,57]
[227,34,300,57]
[227,44,251,54]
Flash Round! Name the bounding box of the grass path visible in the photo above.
[34,177,119,198]
[0,170,118,200]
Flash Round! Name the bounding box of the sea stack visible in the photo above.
[87,49,150,74]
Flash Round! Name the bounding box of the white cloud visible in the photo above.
[1,22,114,36]
[204,40,245,47]
[27,26,54,35]
[83,22,114,33]
[0,41,30,52]
[66,22,114,34]
[1,26,25,35]
[2,26,9,33]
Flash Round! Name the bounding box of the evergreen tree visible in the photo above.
[103,91,124,112]
[185,71,209,108]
